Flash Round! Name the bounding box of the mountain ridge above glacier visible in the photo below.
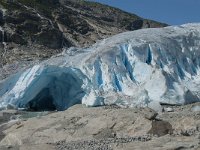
[0,0,167,69]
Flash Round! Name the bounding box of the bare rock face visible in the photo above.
[0,103,200,150]
[10,33,27,45]
[126,19,144,30]
[35,29,65,49]
[0,10,4,25]
[38,0,60,5]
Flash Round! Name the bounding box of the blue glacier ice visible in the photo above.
[1,23,200,111]
[0,66,88,110]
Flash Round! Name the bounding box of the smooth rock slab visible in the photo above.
[0,103,200,149]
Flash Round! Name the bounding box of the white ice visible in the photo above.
[0,23,200,110]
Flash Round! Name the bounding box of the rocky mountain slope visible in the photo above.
[0,0,167,67]
[0,23,200,112]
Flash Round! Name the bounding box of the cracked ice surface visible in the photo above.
[1,23,200,110]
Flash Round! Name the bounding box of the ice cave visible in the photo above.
[0,65,87,111]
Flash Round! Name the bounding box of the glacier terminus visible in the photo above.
[0,23,200,111]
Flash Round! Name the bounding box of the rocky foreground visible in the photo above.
[0,103,200,150]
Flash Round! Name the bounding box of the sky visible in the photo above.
[90,0,200,25]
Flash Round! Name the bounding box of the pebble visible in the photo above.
[56,135,152,150]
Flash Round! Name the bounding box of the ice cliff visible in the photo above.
[1,23,200,111]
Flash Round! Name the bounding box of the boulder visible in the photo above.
[148,120,173,136]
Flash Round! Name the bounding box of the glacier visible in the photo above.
[1,23,200,111]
